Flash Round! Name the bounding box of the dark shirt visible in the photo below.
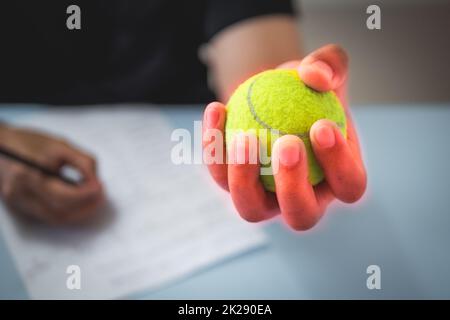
[0,1,295,105]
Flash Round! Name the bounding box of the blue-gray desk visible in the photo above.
[1,104,450,299]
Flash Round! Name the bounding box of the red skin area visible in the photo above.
[203,44,367,231]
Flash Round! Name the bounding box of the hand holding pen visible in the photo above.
[0,124,104,225]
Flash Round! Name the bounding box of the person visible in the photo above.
[0,0,366,229]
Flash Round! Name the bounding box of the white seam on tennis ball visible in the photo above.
[246,77,344,139]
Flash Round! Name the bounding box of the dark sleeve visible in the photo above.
[205,0,298,41]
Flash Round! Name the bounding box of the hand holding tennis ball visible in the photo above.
[203,45,367,231]
[225,68,347,192]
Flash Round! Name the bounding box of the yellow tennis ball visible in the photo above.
[225,69,347,192]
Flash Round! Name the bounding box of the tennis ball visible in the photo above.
[225,69,347,192]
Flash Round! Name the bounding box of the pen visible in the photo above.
[0,145,81,186]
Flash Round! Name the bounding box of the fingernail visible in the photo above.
[311,60,333,81]
[314,125,335,148]
[278,140,300,167]
[206,107,220,128]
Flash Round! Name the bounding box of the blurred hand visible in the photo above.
[0,125,104,225]
[202,44,367,231]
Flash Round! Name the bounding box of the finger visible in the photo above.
[0,164,31,208]
[4,188,53,224]
[310,120,367,203]
[49,193,105,225]
[54,142,98,181]
[202,102,229,191]
[299,45,366,198]
[228,132,278,222]
[298,44,348,93]
[18,180,104,225]
[272,135,333,231]
[29,173,104,210]
[1,164,103,225]
[0,170,58,224]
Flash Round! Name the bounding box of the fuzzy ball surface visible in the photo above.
[225,69,347,192]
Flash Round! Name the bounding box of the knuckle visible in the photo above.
[238,208,265,223]
[282,206,323,231]
[78,209,99,222]
[341,193,360,203]
[286,215,318,231]
[10,165,27,179]
[336,169,367,203]
[81,153,97,169]
[87,155,97,167]
[340,179,367,203]
[1,169,26,201]
[1,183,15,202]
[230,190,267,223]
[327,44,349,63]
[47,212,69,226]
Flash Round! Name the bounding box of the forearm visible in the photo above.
[206,15,303,102]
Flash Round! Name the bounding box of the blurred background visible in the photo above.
[296,0,450,104]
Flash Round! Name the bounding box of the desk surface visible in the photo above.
[1,104,450,299]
